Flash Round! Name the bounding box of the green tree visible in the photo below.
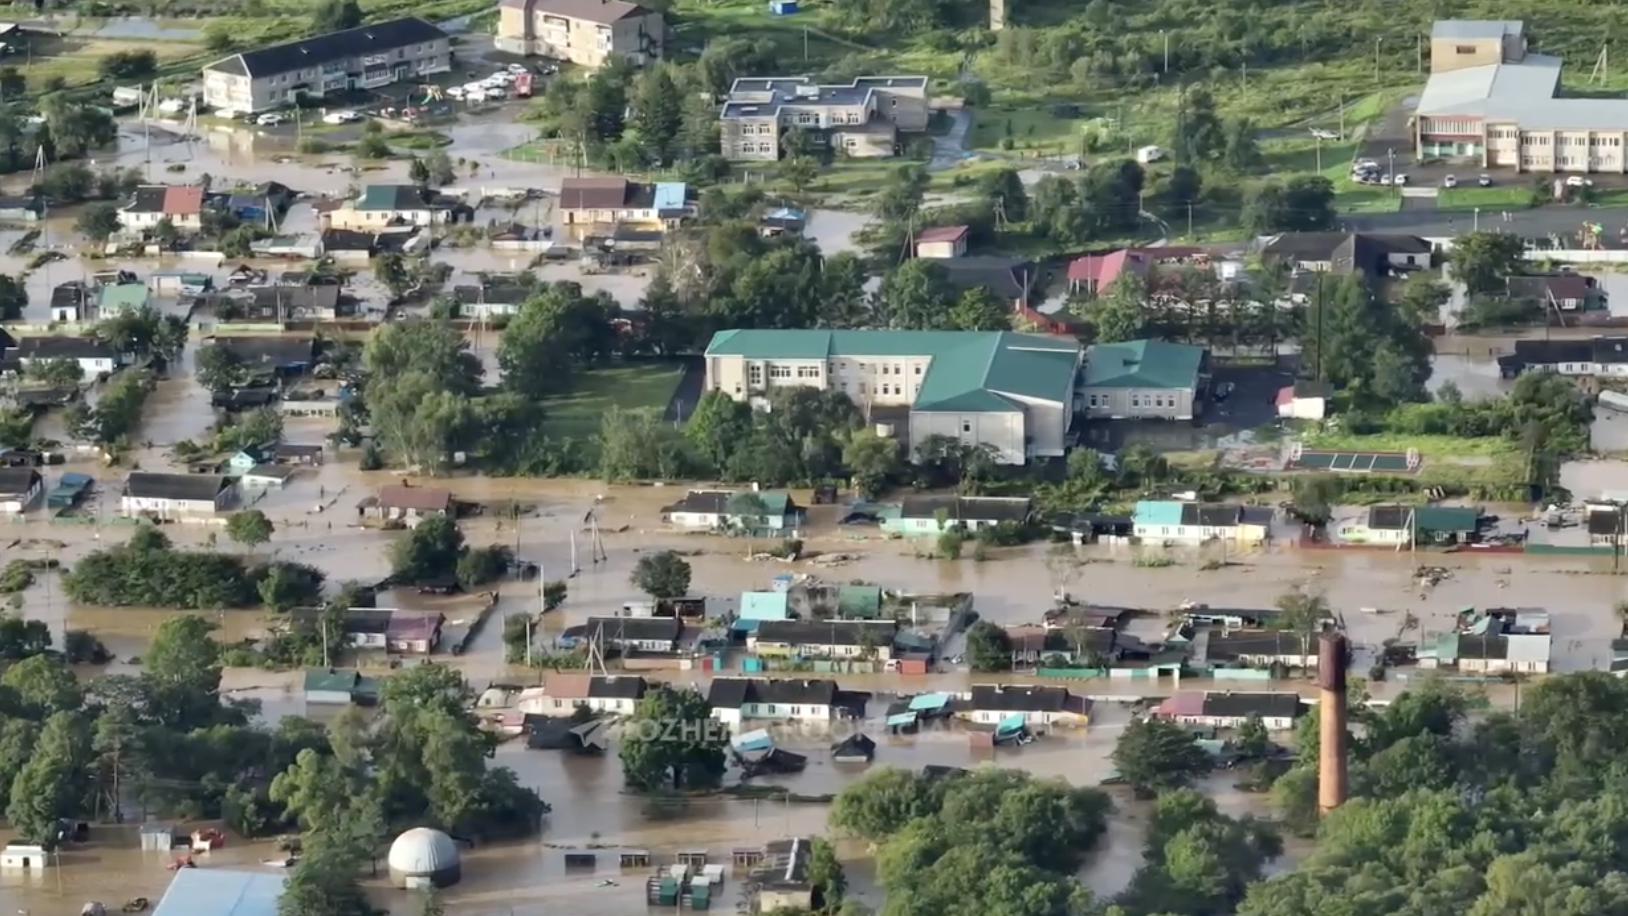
[497,282,616,398]
[843,429,901,498]
[375,252,413,299]
[878,259,958,330]
[271,747,360,831]
[1172,87,1225,162]
[684,390,751,473]
[408,156,431,187]
[1450,230,1526,296]
[780,156,818,194]
[7,711,91,847]
[0,274,26,321]
[873,164,929,223]
[75,202,122,241]
[947,286,1010,331]
[619,685,726,791]
[977,167,1028,223]
[2,655,82,717]
[1397,272,1450,327]
[310,0,362,33]
[1085,272,1149,342]
[630,66,684,166]
[26,358,84,388]
[1112,716,1213,796]
[390,515,466,583]
[226,509,275,551]
[1234,714,1270,758]
[631,550,691,599]
[963,620,1012,672]
[1222,118,1264,172]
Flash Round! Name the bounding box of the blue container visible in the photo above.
[770,0,798,14]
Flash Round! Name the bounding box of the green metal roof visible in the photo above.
[1083,339,1205,389]
[97,284,148,311]
[837,585,882,618]
[303,668,361,693]
[1413,506,1481,532]
[704,330,1080,412]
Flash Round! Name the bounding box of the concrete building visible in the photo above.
[388,827,461,890]
[720,76,929,161]
[581,616,682,654]
[1081,339,1208,421]
[151,868,285,916]
[1336,504,1482,545]
[121,473,236,517]
[708,678,837,731]
[703,329,1083,465]
[303,668,380,705]
[494,0,664,69]
[1417,20,1628,172]
[203,17,450,114]
[1501,335,1628,376]
[750,838,816,913]
[1260,232,1432,280]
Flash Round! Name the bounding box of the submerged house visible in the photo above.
[1151,691,1305,730]
[880,495,1032,536]
[707,678,838,730]
[749,619,898,660]
[660,489,800,532]
[964,684,1091,728]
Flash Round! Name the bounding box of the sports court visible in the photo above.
[1285,445,1422,474]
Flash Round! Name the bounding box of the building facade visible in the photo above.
[495,0,664,69]
[1081,339,1207,421]
[203,18,451,114]
[1133,501,1272,543]
[720,76,929,161]
[703,329,1082,465]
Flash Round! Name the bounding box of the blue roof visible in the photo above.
[997,713,1026,734]
[153,869,286,916]
[908,692,950,711]
[733,729,774,752]
[886,711,918,727]
[740,591,790,621]
[1134,500,1185,527]
[731,618,762,634]
[653,182,686,212]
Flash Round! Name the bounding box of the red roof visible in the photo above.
[162,185,204,216]
[1066,246,1211,285]
[916,225,969,244]
[1152,691,1206,718]
[1275,385,1297,406]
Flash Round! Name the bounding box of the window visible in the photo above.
[768,365,792,379]
[1087,394,1098,407]
[791,706,802,715]
[796,365,821,379]
[961,420,972,433]
[748,364,764,386]
[1455,44,1476,54]
[914,364,923,374]
[1130,396,1141,408]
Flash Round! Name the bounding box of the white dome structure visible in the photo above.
[387,827,461,890]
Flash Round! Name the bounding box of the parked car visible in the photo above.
[321,110,362,125]
[1566,175,1595,188]
[1443,174,1457,188]
[1392,173,1409,185]
[255,112,284,126]
[1478,174,1493,187]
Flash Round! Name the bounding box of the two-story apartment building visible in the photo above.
[721,76,929,161]
[1416,20,1628,173]
[703,329,1082,465]
[495,0,664,69]
[203,17,451,114]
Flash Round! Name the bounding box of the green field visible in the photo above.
[537,363,685,439]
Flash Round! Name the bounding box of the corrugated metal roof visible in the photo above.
[153,869,286,916]
[1431,19,1522,40]
[740,591,790,621]
[1133,500,1185,528]
[908,692,950,711]
[653,182,686,212]
[1505,632,1551,664]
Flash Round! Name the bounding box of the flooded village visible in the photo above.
[5,15,1628,916]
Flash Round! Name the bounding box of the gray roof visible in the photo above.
[1416,51,1628,130]
[1432,19,1522,40]
[205,17,446,80]
[152,869,285,916]
[722,75,927,120]
[497,0,656,23]
[1505,632,1551,664]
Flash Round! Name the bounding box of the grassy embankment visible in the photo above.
[1300,431,1527,493]
[536,362,685,440]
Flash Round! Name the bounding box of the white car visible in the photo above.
[506,63,528,74]
[1391,173,1409,185]
[466,89,492,103]
[255,112,284,126]
[1566,175,1595,188]
[215,107,240,120]
[322,110,362,125]
[1478,174,1493,187]
[446,86,466,100]
[487,72,513,85]
[1355,159,1380,172]
[1443,174,1457,188]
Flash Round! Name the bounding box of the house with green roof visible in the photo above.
[1082,339,1208,421]
[329,184,450,231]
[703,330,1083,465]
[660,488,800,533]
[1337,504,1483,546]
[96,283,149,317]
[303,668,379,706]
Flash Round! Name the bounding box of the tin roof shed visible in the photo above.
[152,868,286,916]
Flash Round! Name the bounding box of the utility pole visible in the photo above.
[1374,37,1383,84]
[1162,31,1169,72]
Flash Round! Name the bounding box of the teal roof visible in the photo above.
[303,668,360,692]
[97,284,148,310]
[837,585,881,618]
[1084,339,1205,389]
[704,330,1080,411]
[1414,506,1481,532]
[1134,500,1185,527]
[740,591,790,621]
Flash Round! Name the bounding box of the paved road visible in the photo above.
[1345,205,1628,239]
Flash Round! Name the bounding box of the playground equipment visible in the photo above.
[1579,221,1604,250]
[417,84,444,104]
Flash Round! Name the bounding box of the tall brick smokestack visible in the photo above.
[1316,631,1349,814]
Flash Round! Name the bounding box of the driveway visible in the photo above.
[928,110,973,171]
[1346,205,1628,240]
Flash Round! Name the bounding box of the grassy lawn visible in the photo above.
[1301,431,1518,458]
[21,35,204,92]
[537,363,685,439]
[1439,186,1535,209]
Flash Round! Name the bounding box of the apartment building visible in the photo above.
[1417,20,1628,172]
[495,0,664,69]
[720,76,929,162]
[203,17,450,114]
[702,329,1081,465]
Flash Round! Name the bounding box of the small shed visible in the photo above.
[0,843,47,868]
[914,225,969,260]
[139,822,178,851]
[242,464,295,488]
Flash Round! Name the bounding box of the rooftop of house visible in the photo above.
[558,176,658,211]
[303,668,369,693]
[661,489,794,517]
[1413,38,1627,132]
[374,484,452,512]
[150,867,286,916]
[1508,274,1593,301]
[969,684,1088,714]
[721,75,929,120]
[754,619,898,647]
[1261,232,1432,275]
[10,337,117,361]
[538,674,648,700]
[208,335,318,367]
[97,283,149,310]
[1366,504,1482,532]
[1432,19,1523,40]
[707,677,837,709]
[1154,690,1304,720]
[1133,500,1272,528]
[933,255,1039,303]
[204,17,447,78]
[1083,339,1206,389]
[1275,380,1333,405]
[354,184,438,212]
[897,495,1032,524]
[0,467,40,495]
[1065,246,1208,286]
[583,615,681,643]
[705,329,1081,413]
[915,225,969,244]
[124,472,230,503]
[123,184,205,216]
[497,0,657,23]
